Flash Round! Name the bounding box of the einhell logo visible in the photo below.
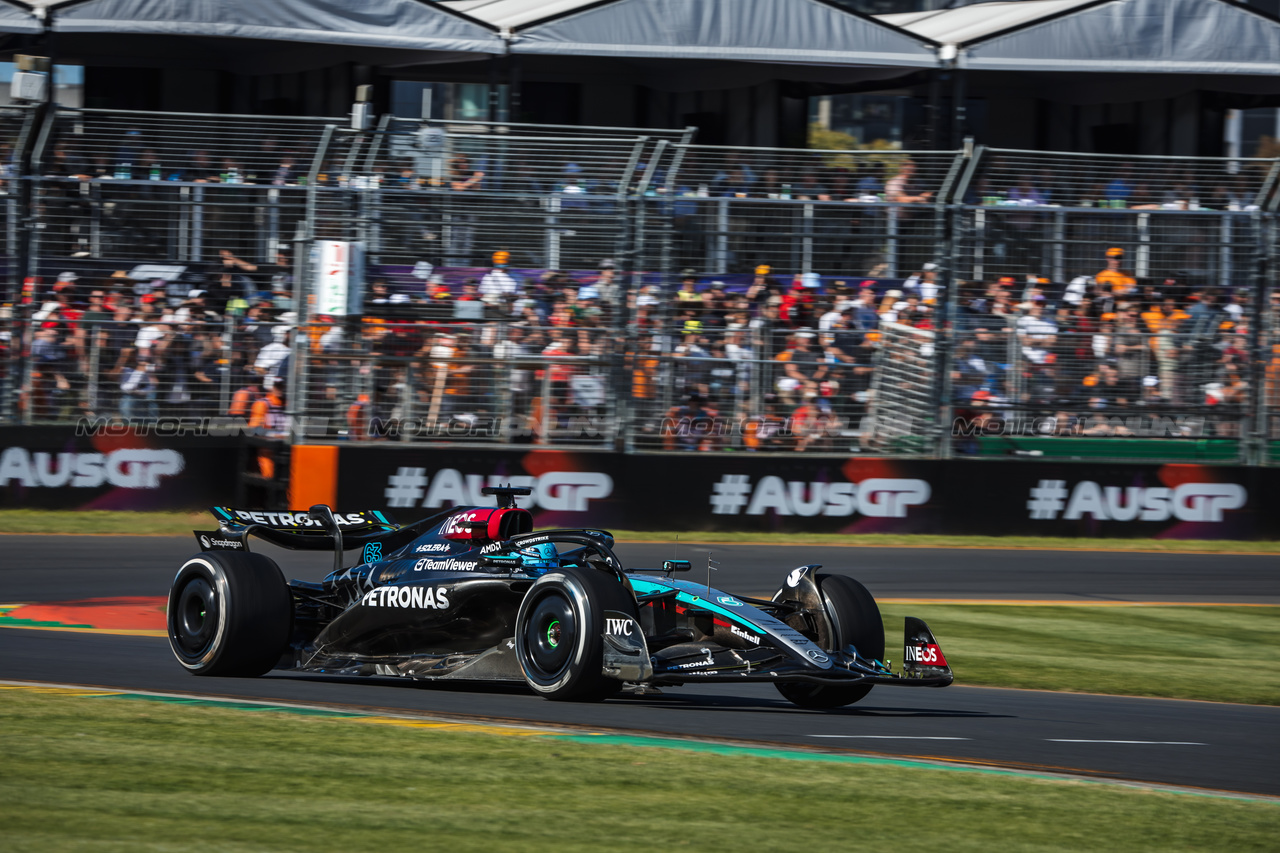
[709,475,930,518]
[1027,480,1246,523]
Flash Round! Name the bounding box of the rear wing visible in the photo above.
[200,506,420,554]
[211,507,396,534]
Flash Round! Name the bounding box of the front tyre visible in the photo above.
[167,551,292,677]
[514,564,636,701]
[777,573,884,709]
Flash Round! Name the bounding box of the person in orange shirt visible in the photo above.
[248,381,287,437]
[1095,247,1136,296]
[248,380,288,478]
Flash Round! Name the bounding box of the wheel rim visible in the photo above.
[173,576,218,657]
[525,591,576,679]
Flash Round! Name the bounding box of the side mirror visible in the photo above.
[481,555,524,569]
[308,504,337,532]
[663,560,692,573]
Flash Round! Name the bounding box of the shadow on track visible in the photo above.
[260,673,1011,719]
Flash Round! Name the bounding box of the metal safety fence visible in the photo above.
[3,106,1280,464]
[293,320,616,446]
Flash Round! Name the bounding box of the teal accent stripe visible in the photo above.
[674,592,762,632]
[630,578,763,632]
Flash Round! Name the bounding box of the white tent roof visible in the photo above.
[44,0,501,53]
[879,0,1097,46]
[441,0,599,30]
[482,0,940,67]
[880,0,1280,75]
[0,1,39,34]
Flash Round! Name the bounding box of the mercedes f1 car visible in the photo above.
[169,487,951,707]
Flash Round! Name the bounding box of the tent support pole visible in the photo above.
[950,69,967,150]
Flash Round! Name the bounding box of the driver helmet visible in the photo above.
[517,541,558,576]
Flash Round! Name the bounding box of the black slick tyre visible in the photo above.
[777,573,884,709]
[167,551,292,677]
[514,564,636,701]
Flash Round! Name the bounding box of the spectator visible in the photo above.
[119,354,159,420]
[662,393,721,451]
[248,380,288,437]
[775,330,826,405]
[480,251,519,300]
[779,275,817,328]
[884,161,933,204]
[674,271,702,313]
[1095,248,1137,296]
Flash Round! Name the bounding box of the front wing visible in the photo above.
[602,609,952,688]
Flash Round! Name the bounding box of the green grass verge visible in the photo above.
[1,690,1274,853]
[880,604,1280,706]
[2,509,1279,552]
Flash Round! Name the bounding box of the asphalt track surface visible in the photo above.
[2,535,1277,797]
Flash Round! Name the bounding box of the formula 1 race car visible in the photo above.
[168,487,952,707]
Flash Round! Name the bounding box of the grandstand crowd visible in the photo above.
[11,236,1275,451]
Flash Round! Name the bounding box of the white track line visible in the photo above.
[1047,739,1207,745]
[809,735,971,740]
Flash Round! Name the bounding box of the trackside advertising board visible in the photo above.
[335,447,1280,540]
[0,427,243,510]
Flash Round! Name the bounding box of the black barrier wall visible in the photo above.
[7,428,1268,539]
[0,427,244,510]
[335,448,1279,540]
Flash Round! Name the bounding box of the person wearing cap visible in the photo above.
[780,275,816,328]
[1096,248,1136,296]
[480,251,518,301]
[745,265,777,303]
[776,330,826,405]
[172,289,214,326]
[903,262,941,303]
[253,325,291,377]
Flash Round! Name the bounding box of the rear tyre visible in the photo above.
[777,573,884,709]
[514,564,636,701]
[167,551,292,677]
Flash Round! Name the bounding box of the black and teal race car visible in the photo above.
[169,487,952,707]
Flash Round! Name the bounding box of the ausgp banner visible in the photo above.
[0,426,243,510]
[334,448,1277,540]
